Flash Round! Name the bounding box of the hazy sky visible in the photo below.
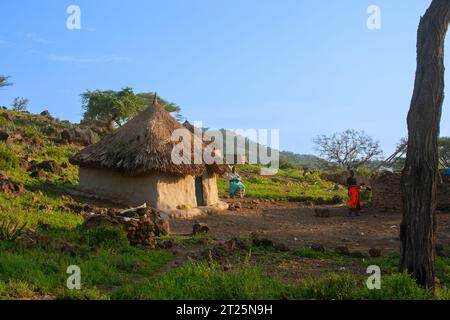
[0,0,448,157]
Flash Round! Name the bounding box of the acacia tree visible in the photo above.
[0,75,12,88]
[401,0,450,289]
[313,129,382,169]
[82,88,183,130]
[81,87,145,130]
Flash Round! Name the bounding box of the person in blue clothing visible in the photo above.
[228,166,246,198]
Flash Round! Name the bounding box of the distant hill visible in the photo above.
[204,128,329,170]
[279,151,329,170]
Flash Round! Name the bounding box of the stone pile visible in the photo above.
[82,206,170,248]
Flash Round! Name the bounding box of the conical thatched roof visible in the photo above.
[70,98,229,176]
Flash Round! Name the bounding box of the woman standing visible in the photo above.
[347,170,361,216]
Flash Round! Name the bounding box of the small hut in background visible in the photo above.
[70,97,229,211]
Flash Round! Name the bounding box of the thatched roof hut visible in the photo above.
[70,97,229,210]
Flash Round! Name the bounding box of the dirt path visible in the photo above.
[171,199,450,255]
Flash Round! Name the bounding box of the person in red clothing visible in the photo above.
[346,170,361,216]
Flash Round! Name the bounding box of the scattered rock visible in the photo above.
[350,251,367,258]
[274,242,290,252]
[29,160,62,175]
[310,243,325,252]
[0,129,11,143]
[192,222,209,235]
[228,202,242,211]
[209,239,238,258]
[131,260,141,270]
[0,173,24,194]
[83,214,120,228]
[251,231,273,247]
[369,248,382,258]
[334,246,350,255]
[156,239,174,249]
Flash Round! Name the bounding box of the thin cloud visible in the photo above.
[26,33,51,44]
[0,39,13,46]
[47,54,131,63]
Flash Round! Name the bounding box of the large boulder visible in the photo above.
[0,129,11,143]
[192,222,209,235]
[40,110,52,118]
[28,160,62,175]
[61,127,97,146]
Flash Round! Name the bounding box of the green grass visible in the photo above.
[0,233,172,299]
[0,191,83,229]
[218,165,347,202]
[111,257,447,300]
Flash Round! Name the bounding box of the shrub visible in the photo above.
[0,142,20,170]
[362,273,434,300]
[297,273,359,300]
[81,225,129,248]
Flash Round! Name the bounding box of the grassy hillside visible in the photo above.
[217,164,347,204]
[0,109,447,300]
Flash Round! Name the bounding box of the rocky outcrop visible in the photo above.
[61,127,97,146]
[0,173,24,194]
[28,160,62,175]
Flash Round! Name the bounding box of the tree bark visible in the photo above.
[401,0,450,289]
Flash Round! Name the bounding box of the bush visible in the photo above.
[362,273,434,300]
[81,225,129,248]
[0,142,20,170]
[297,273,359,300]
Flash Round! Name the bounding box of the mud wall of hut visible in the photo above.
[370,172,450,212]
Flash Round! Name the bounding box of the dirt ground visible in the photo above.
[171,198,450,255]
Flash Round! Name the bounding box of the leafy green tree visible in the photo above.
[438,137,450,165]
[81,88,183,130]
[0,75,12,88]
[11,97,29,111]
[313,129,383,169]
[137,92,183,121]
[81,88,145,130]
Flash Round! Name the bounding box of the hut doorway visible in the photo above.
[195,176,204,206]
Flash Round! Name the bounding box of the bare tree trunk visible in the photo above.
[401,0,450,289]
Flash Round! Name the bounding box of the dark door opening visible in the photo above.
[195,176,204,206]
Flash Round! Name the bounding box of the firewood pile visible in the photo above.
[371,171,450,212]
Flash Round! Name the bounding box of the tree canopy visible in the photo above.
[0,75,12,88]
[439,137,450,165]
[11,97,29,111]
[81,88,182,130]
[313,129,383,169]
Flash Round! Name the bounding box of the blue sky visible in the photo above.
[0,0,447,156]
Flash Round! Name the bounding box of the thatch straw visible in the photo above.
[70,99,229,176]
